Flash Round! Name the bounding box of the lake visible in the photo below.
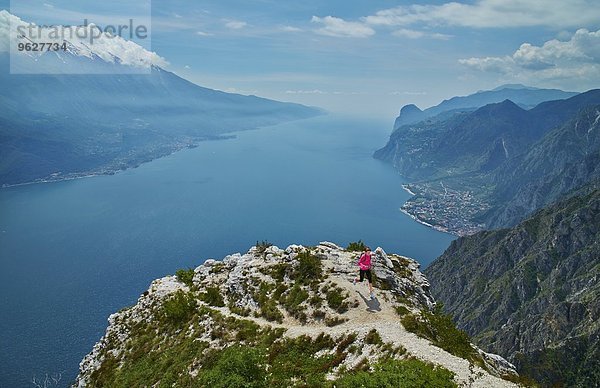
[0,114,455,387]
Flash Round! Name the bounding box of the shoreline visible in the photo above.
[1,114,325,190]
[401,184,416,196]
[399,208,455,236]
[0,135,239,190]
[399,183,455,236]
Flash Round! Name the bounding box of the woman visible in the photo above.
[354,246,375,300]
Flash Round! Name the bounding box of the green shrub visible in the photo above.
[175,268,195,287]
[256,240,273,257]
[337,333,357,353]
[268,263,288,283]
[395,305,410,317]
[325,316,347,327]
[161,290,197,324]
[227,294,251,316]
[312,309,326,320]
[251,281,283,323]
[365,329,383,345]
[346,240,367,252]
[295,250,323,284]
[260,301,284,323]
[200,286,225,307]
[326,287,349,313]
[282,284,309,321]
[332,357,457,387]
[309,294,323,308]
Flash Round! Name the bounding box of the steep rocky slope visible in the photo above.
[375,90,600,235]
[75,242,518,387]
[425,188,600,387]
[485,106,600,228]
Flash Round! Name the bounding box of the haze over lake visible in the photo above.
[0,115,454,387]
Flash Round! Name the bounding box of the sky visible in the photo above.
[2,0,600,120]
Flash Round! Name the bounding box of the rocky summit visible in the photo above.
[74,242,518,387]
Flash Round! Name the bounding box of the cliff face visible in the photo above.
[375,90,600,235]
[75,242,517,387]
[485,106,600,228]
[425,189,600,387]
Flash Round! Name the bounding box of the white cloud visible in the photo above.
[224,87,258,95]
[392,28,451,40]
[0,10,168,68]
[392,28,424,39]
[364,0,600,29]
[224,20,247,30]
[390,91,427,96]
[196,30,213,37]
[281,25,302,32]
[459,56,513,73]
[459,29,600,86]
[311,16,374,38]
[285,89,328,94]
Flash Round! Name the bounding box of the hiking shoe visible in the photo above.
[370,292,376,300]
[352,278,357,285]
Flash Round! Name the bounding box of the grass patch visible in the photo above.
[199,345,266,387]
[89,307,290,387]
[332,357,457,387]
[401,304,483,366]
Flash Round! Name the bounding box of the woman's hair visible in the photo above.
[365,246,371,251]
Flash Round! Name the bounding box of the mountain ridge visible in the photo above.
[74,242,519,387]
[425,186,600,387]
[393,85,579,129]
[376,89,600,235]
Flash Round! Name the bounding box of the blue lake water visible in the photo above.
[0,114,455,387]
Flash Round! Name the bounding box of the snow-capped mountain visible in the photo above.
[0,10,166,74]
[0,11,321,185]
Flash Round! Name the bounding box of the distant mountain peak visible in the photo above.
[491,84,540,91]
[0,10,167,73]
[392,86,579,129]
[399,103,422,114]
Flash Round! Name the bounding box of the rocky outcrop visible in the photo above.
[75,242,517,387]
[425,188,600,387]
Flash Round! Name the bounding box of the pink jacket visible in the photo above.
[358,252,372,270]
